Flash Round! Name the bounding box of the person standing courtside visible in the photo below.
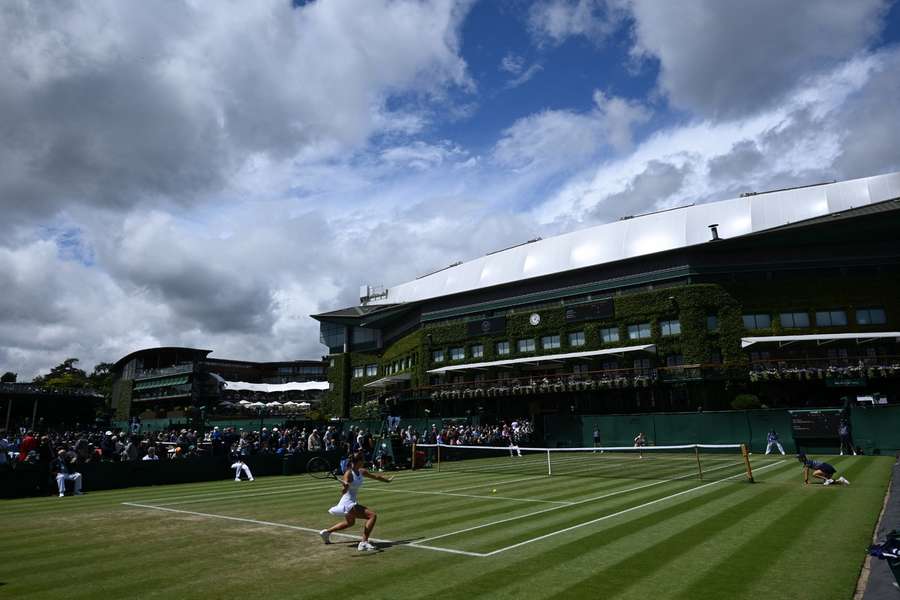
[765,429,785,455]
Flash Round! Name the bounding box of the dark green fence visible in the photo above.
[546,405,900,454]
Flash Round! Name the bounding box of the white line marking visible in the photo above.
[482,460,788,556]
[414,460,749,544]
[121,501,486,558]
[371,487,574,505]
[441,475,547,493]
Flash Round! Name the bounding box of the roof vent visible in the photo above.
[708,224,720,241]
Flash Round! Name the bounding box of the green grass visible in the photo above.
[1,454,892,600]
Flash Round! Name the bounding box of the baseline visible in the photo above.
[121,501,486,558]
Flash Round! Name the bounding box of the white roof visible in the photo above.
[363,373,413,388]
[742,332,900,348]
[368,172,900,305]
[211,372,330,393]
[427,344,656,374]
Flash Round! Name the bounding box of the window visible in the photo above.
[601,360,618,372]
[541,335,561,350]
[660,319,681,336]
[826,348,849,361]
[749,351,770,363]
[365,364,377,377]
[573,364,589,376]
[780,312,810,328]
[633,358,652,373]
[816,310,847,327]
[706,315,719,332]
[742,314,771,329]
[496,341,510,356]
[329,358,335,368]
[627,323,651,340]
[856,307,887,325]
[450,347,465,361]
[666,354,685,367]
[352,366,364,378]
[600,327,620,343]
[568,331,585,347]
[518,338,535,353]
[471,344,484,359]
[432,350,445,363]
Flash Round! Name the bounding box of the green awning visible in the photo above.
[133,375,189,391]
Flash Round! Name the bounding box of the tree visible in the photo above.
[32,358,88,390]
[1,371,16,383]
[88,362,115,399]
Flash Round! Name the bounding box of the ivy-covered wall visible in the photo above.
[324,275,900,417]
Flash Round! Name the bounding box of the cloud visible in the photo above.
[627,0,889,117]
[0,0,473,227]
[528,0,625,46]
[499,52,543,89]
[535,47,900,225]
[493,90,650,172]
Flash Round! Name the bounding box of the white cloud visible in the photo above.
[493,90,650,172]
[0,0,474,226]
[534,48,900,225]
[627,0,889,117]
[528,0,624,46]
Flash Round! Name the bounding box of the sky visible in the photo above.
[2,0,900,379]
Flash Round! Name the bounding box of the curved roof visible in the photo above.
[367,171,900,306]
[113,347,212,371]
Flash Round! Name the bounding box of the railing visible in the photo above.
[134,364,194,380]
[0,383,102,397]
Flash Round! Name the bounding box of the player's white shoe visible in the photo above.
[318,530,331,544]
[823,479,833,486]
[357,541,377,552]
[838,476,850,485]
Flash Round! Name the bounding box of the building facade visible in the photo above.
[313,173,900,421]
[110,347,327,423]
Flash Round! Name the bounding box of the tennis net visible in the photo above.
[413,443,754,482]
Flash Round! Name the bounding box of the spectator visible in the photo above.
[50,449,83,497]
[17,430,37,462]
[308,429,322,452]
[142,447,159,461]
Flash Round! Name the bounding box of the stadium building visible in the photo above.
[313,172,900,421]
[110,347,328,426]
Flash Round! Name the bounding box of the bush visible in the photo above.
[731,394,761,410]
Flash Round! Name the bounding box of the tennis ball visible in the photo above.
[491,488,497,494]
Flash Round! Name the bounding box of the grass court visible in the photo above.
[1,453,892,599]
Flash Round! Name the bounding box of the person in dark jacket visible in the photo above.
[50,449,83,497]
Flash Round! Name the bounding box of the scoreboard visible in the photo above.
[789,409,843,439]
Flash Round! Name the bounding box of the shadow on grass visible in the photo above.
[339,537,424,555]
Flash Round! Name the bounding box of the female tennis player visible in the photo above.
[799,453,849,486]
[318,451,393,551]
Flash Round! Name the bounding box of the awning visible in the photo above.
[211,373,330,393]
[363,373,413,388]
[132,375,189,391]
[742,332,900,348]
[427,344,656,374]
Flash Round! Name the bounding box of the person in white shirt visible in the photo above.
[142,447,159,461]
[231,458,254,481]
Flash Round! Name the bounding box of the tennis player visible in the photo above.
[319,451,393,552]
[799,453,849,486]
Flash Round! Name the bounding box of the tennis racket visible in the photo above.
[307,456,339,481]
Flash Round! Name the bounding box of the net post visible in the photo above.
[546,449,552,477]
[437,443,441,473]
[411,442,416,470]
[694,445,703,481]
[742,443,755,483]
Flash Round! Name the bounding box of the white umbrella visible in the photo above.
[238,400,252,406]
[298,401,311,408]
[248,401,266,408]
[266,401,282,407]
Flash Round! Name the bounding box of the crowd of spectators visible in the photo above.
[397,419,533,448]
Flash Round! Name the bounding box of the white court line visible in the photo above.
[414,459,749,545]
[442,475,547,493]
[482,460,788,557]
[121,501,486,558]
[370,487,574,506]
[135,469,470,506]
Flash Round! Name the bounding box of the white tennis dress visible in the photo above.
[328,469,363,516]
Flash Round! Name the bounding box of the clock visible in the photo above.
[529,313,541,326]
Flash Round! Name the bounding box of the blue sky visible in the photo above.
[2,0,900,378]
